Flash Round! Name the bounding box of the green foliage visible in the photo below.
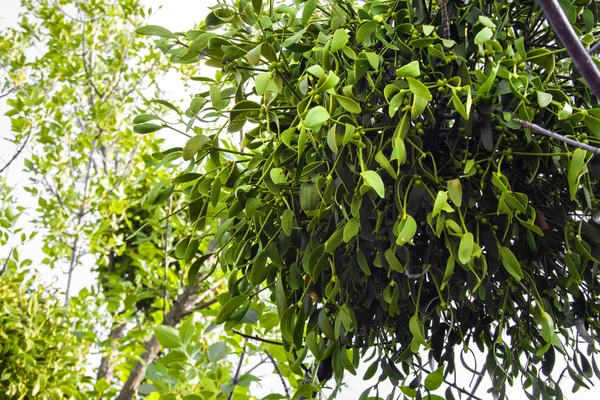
[139,0,600,397]
[0,266,95,399]
[0,1,240,399]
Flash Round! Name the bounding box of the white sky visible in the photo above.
[0,1,594,399]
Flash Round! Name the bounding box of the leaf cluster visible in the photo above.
[138,0,600,397]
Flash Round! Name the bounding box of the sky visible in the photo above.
[0,1,595,399]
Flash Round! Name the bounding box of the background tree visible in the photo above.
[136,0,600,398]
[0,1,251,399]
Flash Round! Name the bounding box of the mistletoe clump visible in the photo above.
[137,0,600,397]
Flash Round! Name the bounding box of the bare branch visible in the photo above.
[514,119,600,156]
[265,350,290,397]
[0,248,14,278]
[539,0,600,100]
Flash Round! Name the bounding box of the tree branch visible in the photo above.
[96,322,127,383]
[0,129,33,175]
[115,286,217,400]
[228,342,247,400]
[265,350,290,397]
[538,0,600,100]
[514,119,600,156]
[232,330,284,346]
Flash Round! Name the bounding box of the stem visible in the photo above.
[538,0,600,100]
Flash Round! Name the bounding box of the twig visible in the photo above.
[228,342,247,400]
[538,0,600,100]
[514,119,600,156]
[0,248,14,278]
[470,364,487,398]
[265,350,290,397]
[418,365,485,400]
[587,41,600,56]
[0,129,33,175]
[163,196,172,318]
[232,330,284,346]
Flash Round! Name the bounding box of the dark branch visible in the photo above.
[228,342,247,400]
[232,330,284,346]
[265,350,290,397]
[538,0,600,100]
[0,130,33,175]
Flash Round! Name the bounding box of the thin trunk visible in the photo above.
[116,287,217,400]
[96,322,127,383]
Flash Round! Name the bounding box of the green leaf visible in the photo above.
[541,312,554,342]
[333,94,361,114]
[304,106,330,131]
[478,15,496,28]
[256,72,277,96]
[331,29,350,52]
[441,255,455,290]
[406,77,432,101]
[568,148,587,201]
[361,170,385,198]
[397,215,417,246]
[216,295,248,324]
[536,91,553,108]
[270,167,286,185]
[343,218,360,243]
[136,25,175,38]
[447,179,463,207]
[458,232,474,264]
[182,134,210,161]
[154,325,183,349]
[424,366,444,391]
[134,123,163,134]
[133,114,160,124]
[474,27,493,44]
[302,0,317,24]
[208,342,228,362]
[432,191,453,217]
[499,246,523,281]
[396,61,420,78]
[409,314,426,344]
[281,209,294,236]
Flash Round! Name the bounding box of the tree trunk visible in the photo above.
[96,322,127,383]
[115,285,217,400]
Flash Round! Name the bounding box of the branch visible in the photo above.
[0,129,33,175]
[514,119,600,156]
[228,342,247,400]
[265,350,290,397]
[96,322,127,383]
[232,330,284,346]
[418,365,485,400]
[116,286,217,400]
[538,0,600,100]
[0,248,14,278]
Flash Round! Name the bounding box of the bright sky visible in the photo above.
[0,1,594,399]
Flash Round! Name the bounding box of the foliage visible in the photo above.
[138,0,600,398]
[0,265,96,399]
[0,1,245,399]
